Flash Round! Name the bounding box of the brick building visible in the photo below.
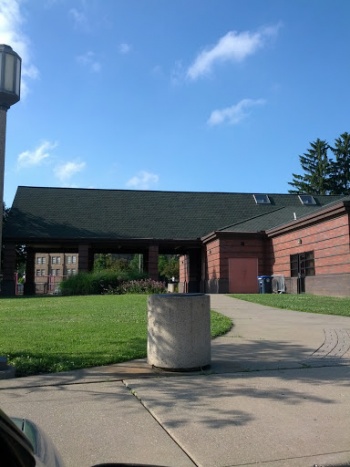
[34,252,78,294]
[2,186,350,296]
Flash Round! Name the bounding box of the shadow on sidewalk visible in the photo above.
[211,336,350,375]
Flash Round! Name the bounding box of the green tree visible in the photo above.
[2,204,26,275]
[94,253,143,276]
[94,253,113,271]
[328,132,350,195]
[158,255,179,281]
[289,139,331,194]
[129,254,143,273]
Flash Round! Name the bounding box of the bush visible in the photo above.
[60,269,148,296]
[60,272,92,295]
[112,278,167,295]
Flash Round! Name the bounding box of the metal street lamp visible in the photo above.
[0,44,22,290]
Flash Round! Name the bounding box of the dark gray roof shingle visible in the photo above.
[3,186,345,242]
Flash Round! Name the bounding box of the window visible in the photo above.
[298,194,316,205]
[290,251,315,277]
[67,256,71,264]
[290,255,298,277]
[51,269,60,276]
[36,256,46,264]
[36,269,45,276]
[51,256,61,265]
[72,255,77,264]
[253,194,271,204]
[36,269,41,276]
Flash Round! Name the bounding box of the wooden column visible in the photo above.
[145,245,159,280]
[1,242,16,296]
[24,248,36,295]
[78,244,93,273]
[187,249,202,293]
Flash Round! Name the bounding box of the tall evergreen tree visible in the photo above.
[288,139,330,194]
[328,132,350,195]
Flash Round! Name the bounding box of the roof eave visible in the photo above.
[201,230,266,243]
[266,200,350,237]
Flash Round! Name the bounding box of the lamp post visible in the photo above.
[0,45,22,289]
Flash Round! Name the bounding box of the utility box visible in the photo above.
[258,275,272,294]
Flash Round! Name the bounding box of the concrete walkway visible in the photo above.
[1,295,350,466]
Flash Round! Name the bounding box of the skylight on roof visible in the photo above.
[298,194,316,205]
[253,194,271,205]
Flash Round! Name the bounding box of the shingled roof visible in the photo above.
[3,186,345,243]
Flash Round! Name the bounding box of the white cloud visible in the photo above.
[17,141,57,169]
[119,42,131,54]
[187,24,281,80]
[207,98,266,126]
[77,51,101,72]
[69,8,89,31]
[170,60,185,85]
[126,171,159,189]
[54,161,86,182]
[0,0,39,97]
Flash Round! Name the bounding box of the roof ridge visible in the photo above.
[16,186,347,198]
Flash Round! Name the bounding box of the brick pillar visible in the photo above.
[187,249,201,293]
[24,248,36,295]
[78,244,93,273]
[1,243,16,296]
[178,254,189,293]
[145,245,159,280]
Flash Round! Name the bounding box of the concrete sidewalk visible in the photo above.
[1,295,350,466]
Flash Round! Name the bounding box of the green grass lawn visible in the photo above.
[231,293,350,317]
[0,294,232,377]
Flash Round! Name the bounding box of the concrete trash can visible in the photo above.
[147,293,211,371]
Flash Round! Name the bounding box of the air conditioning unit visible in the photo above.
[272,275,285,293]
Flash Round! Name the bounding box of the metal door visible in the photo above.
[228,258,258,293]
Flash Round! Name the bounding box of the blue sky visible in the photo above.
[1,0,350,206]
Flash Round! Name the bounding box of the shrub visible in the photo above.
[60,269,147,296]
[60,272,92,295]
[113,278,167,295]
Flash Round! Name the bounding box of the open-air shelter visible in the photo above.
[2,186,349,296]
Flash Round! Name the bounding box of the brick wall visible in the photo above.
[34,252,79,293]
[271,214,350,277]
[203,234,270,293]
[219,236,271,277]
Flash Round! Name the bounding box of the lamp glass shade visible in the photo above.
[0,45,22,108]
